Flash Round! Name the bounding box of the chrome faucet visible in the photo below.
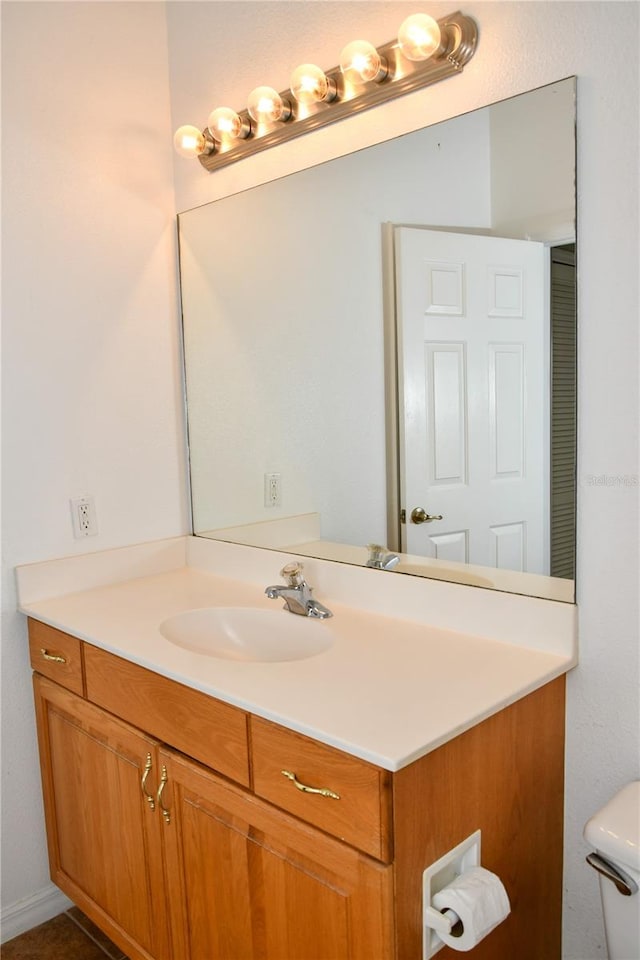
[365,543,400,571]
[265,562,333,619]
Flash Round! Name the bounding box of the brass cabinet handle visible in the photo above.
[410,507,443,524]
[281,769,340,800]
[40,648,67,664]
[157,765,171,824]
[141,753,155,811]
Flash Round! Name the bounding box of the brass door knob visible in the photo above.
[410,507,443,524]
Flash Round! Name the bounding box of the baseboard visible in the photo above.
[1,882,73,943]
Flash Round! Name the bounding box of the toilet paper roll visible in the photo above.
[431,865,511,952]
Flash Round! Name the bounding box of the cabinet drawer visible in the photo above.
[29,620,84,696]
[251,717,392,861]
[84,644,250,787]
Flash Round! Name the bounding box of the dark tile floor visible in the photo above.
[1,908,128,959]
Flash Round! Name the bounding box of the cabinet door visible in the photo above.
[33,675,171,960]
[160,749,395,960]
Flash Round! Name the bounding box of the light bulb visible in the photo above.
[207,106,250,142]
[247,86,292,124]
[290,64,336,105]
[397,14,442,62]
[339,40,387,84]
[173,125,214,159]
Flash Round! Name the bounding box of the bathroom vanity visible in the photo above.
[19,537,576,960]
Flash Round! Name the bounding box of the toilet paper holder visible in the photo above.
[422,830,481,959]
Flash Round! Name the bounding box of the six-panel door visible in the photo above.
[395,225,547,574]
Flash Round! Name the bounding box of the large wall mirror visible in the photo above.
[179,78,576,602]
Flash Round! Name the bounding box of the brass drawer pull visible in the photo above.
[281,769,340,800]
[157,765,171,824]
[141,753,155,811]
[40,648,67,664]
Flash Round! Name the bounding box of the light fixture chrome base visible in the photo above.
[198,11,478,173]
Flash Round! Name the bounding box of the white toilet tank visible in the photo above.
[584,781,640,960]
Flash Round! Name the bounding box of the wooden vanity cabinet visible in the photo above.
[33,677,393,960]
[30,619,566,960]
[33,675,171,960]
[160,748,394,960]
[31,627,394,960]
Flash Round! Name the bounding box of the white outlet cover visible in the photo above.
[70,496,98,538]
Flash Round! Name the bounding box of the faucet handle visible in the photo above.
[365,543,400,570]
[280,561,305,586]
[367,543,386,562]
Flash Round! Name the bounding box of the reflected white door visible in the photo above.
[395,226,548,574]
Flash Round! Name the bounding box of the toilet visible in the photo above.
[584,781,640,959]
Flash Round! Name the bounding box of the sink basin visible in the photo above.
[159,607,333,663]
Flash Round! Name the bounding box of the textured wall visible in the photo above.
[1,0,187,925]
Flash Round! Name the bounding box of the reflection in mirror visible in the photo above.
[179,79,576,602]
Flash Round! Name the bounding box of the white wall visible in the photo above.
[1,0,187,934]
[166,3,639,959]
[490,78,576,240]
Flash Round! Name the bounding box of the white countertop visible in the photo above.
[17,537,577,771]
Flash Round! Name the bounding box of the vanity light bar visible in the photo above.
[173,10,478,173]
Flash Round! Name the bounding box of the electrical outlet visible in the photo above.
[70,496,98,538]
[264,472,282,507]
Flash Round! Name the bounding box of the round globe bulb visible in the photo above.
[290,64,330,104]
[247,86,290,124]
[397,14,442,62]
[339,40,384,83]
[173,125,210,159]
[207,106,248,142]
